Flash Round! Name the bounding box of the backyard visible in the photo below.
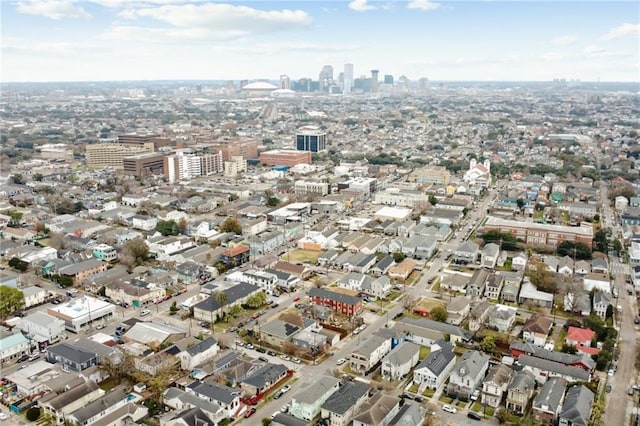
[286,249,321,264]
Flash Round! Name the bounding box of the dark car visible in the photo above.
[267,351,277,356]
[256,347,266,353]
[51,299,61,305]
[273,391,283,399]
[467,412,482,421]
[17,354,29,363]
[258,356,269,363]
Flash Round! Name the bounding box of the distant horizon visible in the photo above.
[2,1,638,83]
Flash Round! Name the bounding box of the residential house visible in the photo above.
[193,283,261,323]
[21,286,48,308]
[344,253,377,274]
[468,301,493,333]
[220,245,250,267]
[558,256,574,276]
[583,273,611,293]
[446,297,471,326]
[591,258,608,274]
[518,279,554,308]
[131,214,157,231]
[381,341,420,381]
[0,333,29,364]
[320,381,370,426]
[394,317,470,346]
[289,375,341,422]
[413,340,456,390]
[517,355,591,384]
[454,241,479,264]
[522,314,554,346]
[162,407,218,426]
[361,275,392,300]
[558,385,594,426]
[179,337,220,371]
[484,273,504,300]
[511,253,528,271]
[533,377,568,425]
[490,305,518,332]
[439,272,469,293]
[186,381,242,420]
[574,260,591,276]
[506,370,536,414]
[565,327,595,348]
[259,318,301,349]
[162,387,225,425]
[482,364,514,408]
[46,343,99,372]
[387,402,424,426]
[266,269,300,291]
[309,287,363,317]
[592,291,612,318]
[65,386,148,426]
[352,393,401,426]
[272,261,311,280]
[19,311,65,345]
[481,243,500,269]
[564,292,591,316]
[40,381,104,425]
[509,342,596,372]
[240,363,289,398]
[57,258,108,285]
[498,270,524,302]
[370,255,395,276]
[350,335,392,374]
[446,350,490,400]
[387,258,417,281]
[239,269,278,294]
[135,348,180,377]
[336,272,368,292]
[466,268,490,299]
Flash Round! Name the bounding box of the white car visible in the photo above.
[280,355,291,361]
[336,358,347,366]
[0,413,8,421]
[608,369,615,377]
[281,385,291,394]
[140,310,151,316]
[292,357,301,364]
[443,404,457,414]
[271,412,279,419]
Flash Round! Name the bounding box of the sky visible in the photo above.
[1,0,639,83]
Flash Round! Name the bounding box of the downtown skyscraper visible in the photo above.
[343,63,354,94]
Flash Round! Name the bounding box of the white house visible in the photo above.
[131,214,157,231]
[350,335,392,374]
[0,333,29,364]
[21,286,48,308]
[289,376,341,422]
[179,337,220,371]
[381,341,420,381]
[19,311,65,345]
[237,269,278,294]
[413,340,456,390]
[446,350,490,400]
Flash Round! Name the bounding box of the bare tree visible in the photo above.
[561,276,585,313]
[48,232,65,250]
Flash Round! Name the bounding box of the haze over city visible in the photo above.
[1,0,639,83]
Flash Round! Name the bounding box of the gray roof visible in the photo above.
[309,287,361,306]
[185,336,218,357]
[272,413,309,426]
[484,364,514,387]
[73,338,118,359]
[22,311,60,328]
[507,370,536,392]
[168,407,215,426]
[559,385,594,426]
[451,350,489,379]
[373,255,395,271]
[510,341,596,370]
[517,355,591,381]
[533,377,568,413]
[261,319,300,339]
[321,381,370,415]
[193,282,259,312]
[45,381,100,410]
[293,375,340,405]
[388,401,424,426]
[415,341,455,376]
[241,363,288,389]
[354,334,389,358]
[47,343,96,364]
[58,258,105,275]
[384,341,420,366]
[190,381,237,405]
[399,317,470,340]
[69,386,127,423]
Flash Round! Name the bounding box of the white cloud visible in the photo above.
[16,0,91,20]
[601,23,640,40]
[348,0,377,12]
[122,3,312,31]
[407,0,441,11]
[101,25,235,42]
[551,35,579,46]
[583,45,605,55]
[255,42,361,53]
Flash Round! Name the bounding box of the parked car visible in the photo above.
[96,324,106,330]
[606,385,612,393]
[51,299,61,305]
[467,412,482,421]
[281,385,291,394]
[273,391,283,400]
[267,350,277,356]
[244,408,256,418]
[293,296,300,302]
[28,353,40,362]
[292,357,301,364]
[256,347,266,353]
[0,412,8,421]
[140,310,151,316]
[17,354,29,363]
[336,358,347,366]
[280,355,291,361]
[443,405,457,414]
[258,356,269,363]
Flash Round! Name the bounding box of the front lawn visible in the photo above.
[419,346,431,360]
[439,395,453,404]
[471,402,482,412]
[554,327,567,351]
[423,388,435,398]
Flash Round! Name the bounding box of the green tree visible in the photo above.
[594,228,611,253]
[495,407,510,424]
[229,304,244,317]
[220,218,242,235]
[10,174,23,184]
[247,292,268,309]
[527,262,555,292]
[482,230,519,251]
[516,198,525,210]
[0,285,25,318]
[428,195,439,206]
[215,291,230,321]
[430,306,447,322]
[25,407,41,422]
[122,239,149,265]
[612,239,623,255]
[155,220,179,236]
[556,241,592,260]
[170,301,179,314]
[392,252,406,263]
[480,335,496,354]
[6,210,23,227]
[266,196,280,207]
[33,173,44,182]
[8,257,28,272]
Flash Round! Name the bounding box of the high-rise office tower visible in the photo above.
[319,65,333,92]
[418,77,430,91]
[296,126,327,152]
[280,75,291,90]
[371,70,379,93]
[343,63,354,94]
[384,74,394,85]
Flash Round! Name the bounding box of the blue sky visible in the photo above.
[2,0,639,82]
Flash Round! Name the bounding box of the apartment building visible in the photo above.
[482,217,594,248]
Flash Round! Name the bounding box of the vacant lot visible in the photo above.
[287,249,321,264]
[416,298,446,312]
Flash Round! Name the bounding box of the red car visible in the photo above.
[293,296,300,302]
[244,408,256,418]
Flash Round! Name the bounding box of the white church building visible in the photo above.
[463,159,492,188]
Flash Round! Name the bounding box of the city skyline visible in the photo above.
[1,0,639,83]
